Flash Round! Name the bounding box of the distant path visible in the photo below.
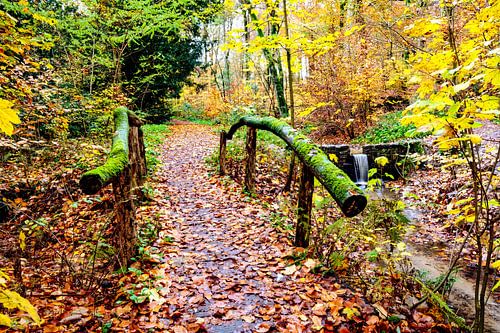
[139,124,367,332]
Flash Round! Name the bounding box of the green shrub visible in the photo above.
[353,111,426,144]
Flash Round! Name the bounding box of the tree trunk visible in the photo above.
[137,127,147,179]
[226,116,367,217]
[283,0,296,192]
[243,1,288,117]
[295,165,314,247]
[244,127,257,193]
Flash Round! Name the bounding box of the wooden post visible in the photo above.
[283,153,296,192]
[127,112,146,201]
[244,126,257,193]
[112,165,136,268]
[219,131,227,176]
[137,127,147,180]
[295,164,314,247]
[128,126,143,201]
[80,107,146,267]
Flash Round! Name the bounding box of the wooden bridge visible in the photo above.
[79,107,367,266]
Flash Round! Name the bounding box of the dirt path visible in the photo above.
[136,124,373,332]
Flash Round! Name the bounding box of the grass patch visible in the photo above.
[142,124,170,174]
[172,102,214,125]
[231,126,287,149]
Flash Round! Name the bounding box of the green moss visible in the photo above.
[226,116,367,217]
[80,107,130,194]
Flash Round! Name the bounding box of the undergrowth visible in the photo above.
[352,111,424,144]
[142,124,170,174]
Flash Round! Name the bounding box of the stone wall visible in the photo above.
[362,140,424,179]
[320,140,424,181]
[319,144,356,180]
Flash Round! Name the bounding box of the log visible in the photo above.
[226,116,367,217]
[79,107,130,195]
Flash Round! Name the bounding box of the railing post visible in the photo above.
[112,164,136,268]
[295,164,314,247]
[80,107,146,267]
[219,130,227,176]
[129,126,144,201]
[137,127,147,181]
[244,126,257,193]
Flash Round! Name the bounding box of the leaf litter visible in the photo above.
[0,123,464,332]
[114,124,457,332]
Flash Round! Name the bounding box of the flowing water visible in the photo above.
[353,154,369,186]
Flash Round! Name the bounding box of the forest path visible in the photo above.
[138,123,367,332]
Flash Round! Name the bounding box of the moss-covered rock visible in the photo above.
[226,116,367,217]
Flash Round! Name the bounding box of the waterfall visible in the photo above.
[353,154,368,187]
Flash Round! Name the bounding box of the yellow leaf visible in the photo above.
[0,290,41,325]
[0,271,10,287]
[0,313,12,327]
[342,306,360,319]
[344,24,365,37]
[467,134,482,144]
[329,153,338,163]
[0,99,20,135]
[19,231,26,251]
[374,156,389,167]
[396,242,407,252]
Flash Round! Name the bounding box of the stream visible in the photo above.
[401,206,500,332]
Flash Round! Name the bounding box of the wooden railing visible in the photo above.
[220,116,367,247]
[79,106,146,267]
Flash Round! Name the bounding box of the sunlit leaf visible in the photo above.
[19,231,26,251]
[0,99,20,136]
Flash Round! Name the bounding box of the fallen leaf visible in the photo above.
[173,325,188,333]
[312,303,327,316]
[283,265,297,275]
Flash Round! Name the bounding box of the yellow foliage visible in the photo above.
[403,0,499,146]
[32,13,57,26]
[0,289,41,326]
[375,156,389,167]
[0,270,41,328]
[0,314,12,327]
[0,99,21,136]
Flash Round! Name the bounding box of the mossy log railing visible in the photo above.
[79,106,146,267]
[221,116,367,247]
